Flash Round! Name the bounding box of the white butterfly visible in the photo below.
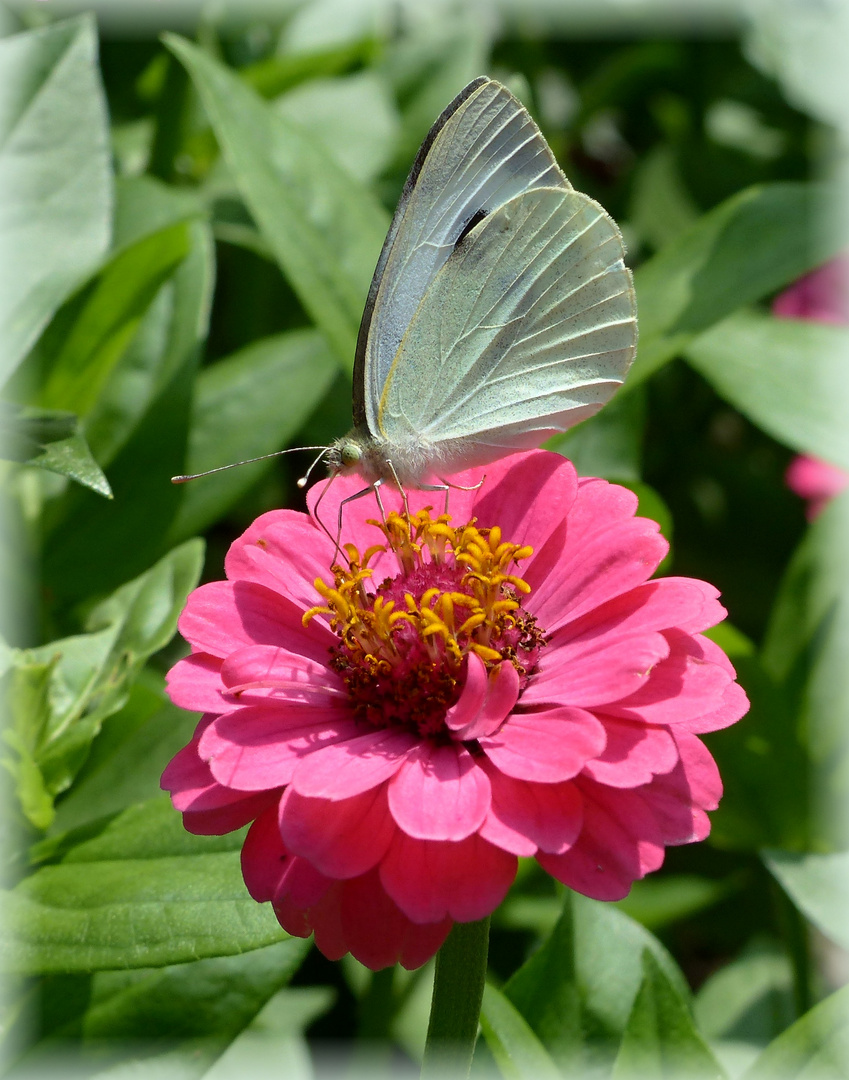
[174,77,636,502]
[326,76,637,490]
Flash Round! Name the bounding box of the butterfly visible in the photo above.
[323,75,637,494]
[174,77,636,505]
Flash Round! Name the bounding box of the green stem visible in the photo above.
[421,917,490,1080]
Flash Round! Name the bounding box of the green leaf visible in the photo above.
[761,489,849,847]
[694,940,794,1044]
[703,650,811,851]
[4,539,202,815]
[0,15,112,386]
[763,850,849,952]
[111,173,203,256]
[25,433,112,498]
[739,984,849,1080]
[41,220,214,603]
[548,386,646,482]
[612,950,725,1080]
[629,144,699,253]
[38,222,191,418]
[168,328,337,542]
[275,70,400,183]
[2,798,288,973]
[504,891,691,1073]
[0,406,112,498]
[165,34,388,369]
[629,183,840,389]
[49,669,197,836]
[684,309,849,471]
[480,983,562,1080]
[614,874,738,931]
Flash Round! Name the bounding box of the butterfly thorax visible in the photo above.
[328,428,444,487]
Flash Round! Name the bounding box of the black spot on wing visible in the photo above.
[454,207,489,248]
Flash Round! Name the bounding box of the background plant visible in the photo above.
[1,2,847,1078]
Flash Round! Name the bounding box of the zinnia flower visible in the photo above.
[773,257,849,519]
[162,450,748,971]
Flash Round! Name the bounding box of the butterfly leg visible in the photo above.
[385,461,412,518]
[313,472,377,565]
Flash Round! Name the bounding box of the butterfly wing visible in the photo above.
[354,77,569,433]
[375,185,637,472]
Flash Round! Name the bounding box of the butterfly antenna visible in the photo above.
[171,446,329,484]
[297,447,332,489]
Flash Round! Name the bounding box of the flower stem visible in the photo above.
[420,917,490,1080]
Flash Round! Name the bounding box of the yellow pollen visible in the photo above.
[304,507,537,683]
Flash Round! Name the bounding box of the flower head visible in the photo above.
[162,451,748,971]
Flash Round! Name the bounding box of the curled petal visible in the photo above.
[220,644,346,706]
[446,656,519,741]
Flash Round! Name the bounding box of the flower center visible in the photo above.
[303,509,546,738]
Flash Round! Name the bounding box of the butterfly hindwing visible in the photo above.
[375,186,637,471]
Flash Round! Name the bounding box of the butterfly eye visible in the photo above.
[340,443,362,468]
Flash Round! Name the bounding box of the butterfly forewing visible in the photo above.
[376,186,636,470]
[355,78,570,433]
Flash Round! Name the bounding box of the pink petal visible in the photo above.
[200,705,359,790]
[581,716,679,787]
[471,451,578,571]
[534,522,668,634]
[479,707,606,782]
[388,743,491,840]
[279,785,396,878]
[219,644,346,706]
[552,578,725,648]
[522,632,670,708]
[538,782,665,901]
[481,768,583,855]
[443,653,488,735]
[379,831,516,923]
[178,579,335,661]
[161,717,277,831]
[291,728,418,799]
[273,875,343,954]
[446,657,519,741]
[681,680,750,734]
[241,804,288,901]
[338,870,453,971]
[225,510,337,612]
[181,794,275,836]
[166,653,228,714]
[604,641,732,726]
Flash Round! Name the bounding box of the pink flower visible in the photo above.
[773,257,849,518]
[785,455,849,521]
[772,255,849,325]
[162,450,748,971]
